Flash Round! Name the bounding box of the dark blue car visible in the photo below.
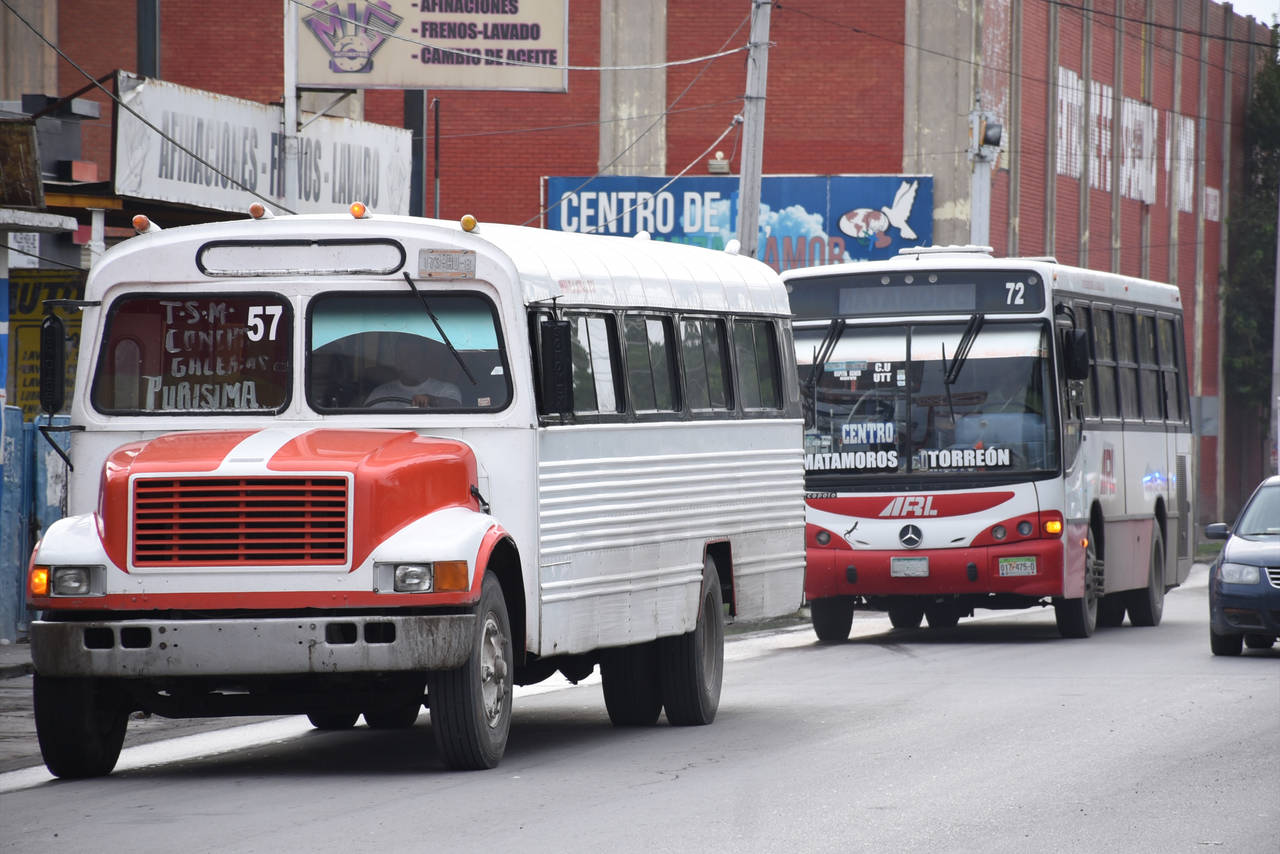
[1205,475,1280,656]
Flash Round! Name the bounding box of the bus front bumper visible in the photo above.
[30,613,475,678]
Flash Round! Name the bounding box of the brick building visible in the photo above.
[1,0,1274,519]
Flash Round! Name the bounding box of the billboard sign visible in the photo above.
[544,175,933,273]
[296,0,568,92]
[113,72,412,215]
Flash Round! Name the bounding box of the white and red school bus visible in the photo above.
[782,246,1194,641]
[26,207,805,778]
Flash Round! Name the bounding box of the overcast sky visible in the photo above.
[1229,0,1279,25]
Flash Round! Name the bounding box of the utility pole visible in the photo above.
[968,97,1003,247]
[1271,172,1280,475]
[283,0,299,212]
[737,0,771,259]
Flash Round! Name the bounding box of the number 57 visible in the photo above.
[246,305,283,341]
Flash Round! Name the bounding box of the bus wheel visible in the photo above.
[925,602,960,629]
[888,603,924,629]
[810,597,854,642]
[1125,528,1165,627]
[34,675,129,779]
[428,572,513,769]
[659,559,724,726]
[1054,530,1100,638]
[307,712,359,730]
[1244,634,1275,650]
[601,640,662,726]
[1210,628,1243,656]
[1097,595,1126,628]
[364,700,423,729]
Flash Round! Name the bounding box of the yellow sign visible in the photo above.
[7,270,85,420]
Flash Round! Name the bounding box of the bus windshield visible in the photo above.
[797,319,1059,477]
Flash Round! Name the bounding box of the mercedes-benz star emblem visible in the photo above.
[899,524,923,549]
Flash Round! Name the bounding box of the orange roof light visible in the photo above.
[460,214,478,232]
[249,202,273,219]
[349,201,368,219]
[131,214,159,234]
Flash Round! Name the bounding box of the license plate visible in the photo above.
[891,556,929,578]
[998,556,1037,577]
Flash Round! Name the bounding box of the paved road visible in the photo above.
[1,566,1276,854]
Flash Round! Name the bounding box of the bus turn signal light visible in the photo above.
[1043,519,1063,535]
[28,566,49,598]
[434,560,469,592]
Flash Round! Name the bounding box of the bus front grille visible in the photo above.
[132,476,349,566]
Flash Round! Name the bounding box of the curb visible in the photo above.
[0,663,33,680]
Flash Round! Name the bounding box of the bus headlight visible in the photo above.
[52,566,93,596]
[1220,562,1259,585]
[393,564,434,593]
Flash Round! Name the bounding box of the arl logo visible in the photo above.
[879,495,939,517]
[304,1,403,73]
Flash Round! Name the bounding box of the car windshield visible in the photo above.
[795,319,1059,477]
[1236,484,1280,536]
[91,293,292,414]
[307,291,511,412]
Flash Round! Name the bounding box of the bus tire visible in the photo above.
[810,597,855,642]
[363,702,423,729]
[428,572,513,769]
[1125,528,1165,627]
[1210,628,1243,656]
[1244,634,1275,650]
[659,559,724,726]
[1097,595,1126,628]
[34,675,129,779]
[1054,529,1100,638]
[601,640,663,726]
[888,603,924,629]
[924,602,960,629]
[307,711,359,730]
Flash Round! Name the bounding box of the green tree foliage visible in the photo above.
[1223,39,1280,419]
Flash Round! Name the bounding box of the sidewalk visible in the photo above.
[0,640,33,681]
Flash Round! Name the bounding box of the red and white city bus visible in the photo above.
[783,246,1195,640]
[26,206,805,778]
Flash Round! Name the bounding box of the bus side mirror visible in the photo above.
[539,319,573,414]
[39,314,67,414]
[1064,329,1090,382]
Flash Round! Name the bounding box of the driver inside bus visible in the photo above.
[364,334,463,408]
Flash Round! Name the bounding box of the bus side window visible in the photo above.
[681,317,732,413]
[1091,306,1119,418]
[734,319,782,410]
[624,314,679,413]
[1114,310,1140,420]
[568,313,623,416]
[1157,316,1183,422]
[1136,313,1162,422]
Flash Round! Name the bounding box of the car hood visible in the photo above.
[1223,534,1280,567]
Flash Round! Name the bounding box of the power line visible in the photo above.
[287,0,751,73]
[0,0,296,214]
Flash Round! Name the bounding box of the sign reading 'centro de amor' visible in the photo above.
[296,0,568,92]
[113,72,412,215]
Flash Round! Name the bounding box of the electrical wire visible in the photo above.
[2,243,84,271]
[288,0,751,72]
[0,0,297,215]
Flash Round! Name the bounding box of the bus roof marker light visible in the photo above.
[349,201,368,219]
[460,214,478,232]
[248,202,273,220]
[131,214,159,234]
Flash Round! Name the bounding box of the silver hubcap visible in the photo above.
[479,613,509,728]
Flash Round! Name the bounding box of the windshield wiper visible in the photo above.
[401,271,477,386]
[943,312,984,386]
[805,317,846,393]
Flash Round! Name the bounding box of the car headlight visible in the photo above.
[1220,562,1260,584]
